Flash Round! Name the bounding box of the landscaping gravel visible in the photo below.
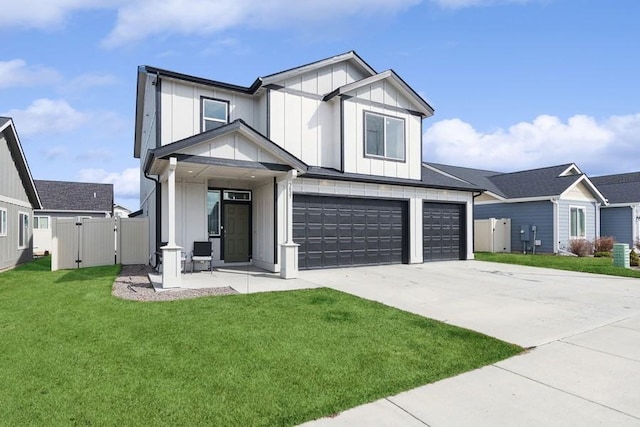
[112,264,238,301]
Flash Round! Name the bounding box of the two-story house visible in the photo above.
[134,51,481,287]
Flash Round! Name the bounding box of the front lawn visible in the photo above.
[476,252,640,279]
[0,258,521,426]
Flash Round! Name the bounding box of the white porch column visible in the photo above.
[279,169,299,279]
[162,157,182,288]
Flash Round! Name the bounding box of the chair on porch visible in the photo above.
[191,241,213,274]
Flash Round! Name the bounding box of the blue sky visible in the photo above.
[2,0,639,210]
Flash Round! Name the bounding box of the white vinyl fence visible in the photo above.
[51,217,149,271]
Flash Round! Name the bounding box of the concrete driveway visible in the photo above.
[297,260,640,426]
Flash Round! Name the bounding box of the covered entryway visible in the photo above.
[293,195,408,270]
[423,202,465,261]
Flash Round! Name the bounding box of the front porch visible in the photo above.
[145,120,308,288]
[149,266,321,294]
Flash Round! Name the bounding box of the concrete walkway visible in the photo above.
[295,261,640,426]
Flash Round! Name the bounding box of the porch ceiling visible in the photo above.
[174,160,284,181]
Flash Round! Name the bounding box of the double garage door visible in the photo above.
[294,195,465,270]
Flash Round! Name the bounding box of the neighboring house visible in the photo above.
[0,117,42,270]
[590,172,640,248]
[134,51,481,286]
[114,204,131,218]
[33,180,114,255]
[425,163,607,254]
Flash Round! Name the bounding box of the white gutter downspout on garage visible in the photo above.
[551,198,560,253]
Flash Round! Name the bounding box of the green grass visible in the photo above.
[1,257,521,426]
[476,252,640,278]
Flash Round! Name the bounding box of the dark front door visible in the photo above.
[223,203,250,262]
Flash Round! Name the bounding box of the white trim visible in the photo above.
[0,207,7,236]
[552,198,559,253]
[36,209,110,214]
[476,195,555,205]
[559,163,582,176]
[559,175,608,205]
[0,194,33,209]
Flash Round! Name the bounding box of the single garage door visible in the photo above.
[423,202,465,261]
[294,195,407,270]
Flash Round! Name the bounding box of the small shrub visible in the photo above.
[568,239,593,257]
[593,236,615,253]
[631,250,640,267]
[594,251,611,258]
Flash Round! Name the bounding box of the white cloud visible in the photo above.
[3,99,88,136]
[102,0,421,47]
[44,146,67,160]
[60,73,119,93]
[0,0,118,30]
[423,113,640,175]
[0,59,61,89]
[78,167,139,198]
[75,149,114,161]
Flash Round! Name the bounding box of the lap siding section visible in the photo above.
[423,202,465,261]
[293,194,408,270]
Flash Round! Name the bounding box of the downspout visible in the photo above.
[144,171,161,268]
[551,198,559,253]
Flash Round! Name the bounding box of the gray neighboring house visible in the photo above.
[0,117,42,270]
[590,172,640,248]
[32,180,114,255]
[425,163,607,254]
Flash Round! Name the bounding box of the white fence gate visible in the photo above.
[51,217,149,271]
[474,218,511,253]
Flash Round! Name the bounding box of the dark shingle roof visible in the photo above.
[591,172,640,204]
[34,180,113,212]
[425,163,592,199]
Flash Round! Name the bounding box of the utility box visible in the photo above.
[474,218,511,253]
[613,243,630,268]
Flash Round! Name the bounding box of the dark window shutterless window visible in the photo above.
[202,98,228,131]
[364,112,405,161]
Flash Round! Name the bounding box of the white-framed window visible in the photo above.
[0,208,7,236]
[202,97,229,132]
[364,112,405,161]
[207,189,221,236]
[18,212,29,249]
[34,216,50,230]
[570,206,586,239]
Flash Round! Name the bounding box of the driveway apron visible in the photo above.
[298,261,640,426]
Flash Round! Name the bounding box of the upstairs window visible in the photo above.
[570,207,586,239]
[202,98,229,131]
[365,112,405,161]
